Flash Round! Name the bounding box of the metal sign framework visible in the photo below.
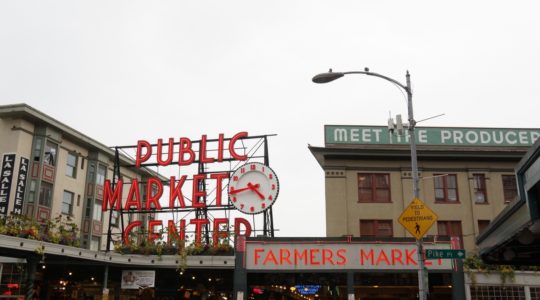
[105,134,277,251]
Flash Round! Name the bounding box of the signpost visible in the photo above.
[425,249,465,259]
[398,198,438,240]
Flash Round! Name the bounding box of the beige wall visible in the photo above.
[1,110,148,251]
[324,156,518,253]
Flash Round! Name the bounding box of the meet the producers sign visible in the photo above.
[325,125,540,147]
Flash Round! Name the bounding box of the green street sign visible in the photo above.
[425,249,465,259]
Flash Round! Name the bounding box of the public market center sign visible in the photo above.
[325,125,540,147]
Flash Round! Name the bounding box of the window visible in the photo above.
[434,174,458,202]
[44,141,57,166]
[32,137,43,162]
[360,220,393,237]
[437,220,463,247]
[27,180,37,203]
[358,173,391,203]
[65,153,77,178]
[38,182,53,207]
[478,220,490,235]
[96,165,107,185]
[62,191,74,215]
[470,286,525,299]
[85,199,92,218]
[473,174,488,204]
[93,201,102,221]
[502,175,518,203]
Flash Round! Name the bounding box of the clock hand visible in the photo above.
[247,182,265,200]
[229,186,251,194]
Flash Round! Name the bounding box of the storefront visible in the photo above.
[234,237,464,300]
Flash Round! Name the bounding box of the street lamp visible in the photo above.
[312,68,427,300]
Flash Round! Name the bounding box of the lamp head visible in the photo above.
[312,69,344,84]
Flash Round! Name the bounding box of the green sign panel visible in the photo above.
[325,125,540,147]
[425,249,465,259]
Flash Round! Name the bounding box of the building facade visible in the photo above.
[0,103,163,252]
[309,124,540,299]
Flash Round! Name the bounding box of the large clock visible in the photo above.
[228,162,279,214]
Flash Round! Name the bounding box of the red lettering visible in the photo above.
[310,249,321,265]
[294,249,308,265]
[391,249,404,265]
[169,176,187,208]
[234,218,252,237]
[178,138,195,165]
[254,248,264,265]
[210,172,228,206]
[375,250,391,266]
[103,179,122,211]
[280,249,292,265]
[146,177,163,210]
[217,133,225,162]
[190,218,209,244]
[192,174,206,208]
[148,220,162,241]
[336,249,347,265]
[360,249,374,265]
[212,218,229,246]
[405,249,417,265]
[135,140,152,167]
[322,249,335,265]
[123,221,142,245]
[167,219,186,244]
[263,249,278,265]
[199,135,215,163]
[124,179,141,211]
[229,132,248,161]
[157,138,174,166]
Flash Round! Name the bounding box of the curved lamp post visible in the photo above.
[312,68,427,300]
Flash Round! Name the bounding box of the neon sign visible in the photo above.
[103,132,256,246]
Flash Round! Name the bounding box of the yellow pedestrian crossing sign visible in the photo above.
[398,198,438,240]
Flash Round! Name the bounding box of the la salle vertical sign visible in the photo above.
[0,154,16,216]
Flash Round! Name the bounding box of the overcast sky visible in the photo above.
[1,1,539,237]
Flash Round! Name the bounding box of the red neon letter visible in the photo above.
[375,250,391,266]
[124,178,141,211]
[234,218,252,237]
[212,218,229,246]
[157,138,174,166]
[136,140,152,168]
[148,220,163,242]
[254,248,264,265]
[360,249,374,265]
[167,219,186,244]
[336,249,347,265]
[229,132,248,161]
[103,179,123,211]
[210,172,229,207]
[199,135,215,163]
[391,249,404,265]
[178,137,195,166]
[146,177,163,210]
[280,249,292,265]
[190,218,209,244]
[169,176,187,208]
[405,249,417,265]
[217,133,225,162]
[123,221,142,245]
[192,174,207,208]
[322,249,335,265]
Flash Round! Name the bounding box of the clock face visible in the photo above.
[228,162,279,214]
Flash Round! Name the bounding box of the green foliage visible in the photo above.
[464,254,517,284]
[0,213,81,247]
